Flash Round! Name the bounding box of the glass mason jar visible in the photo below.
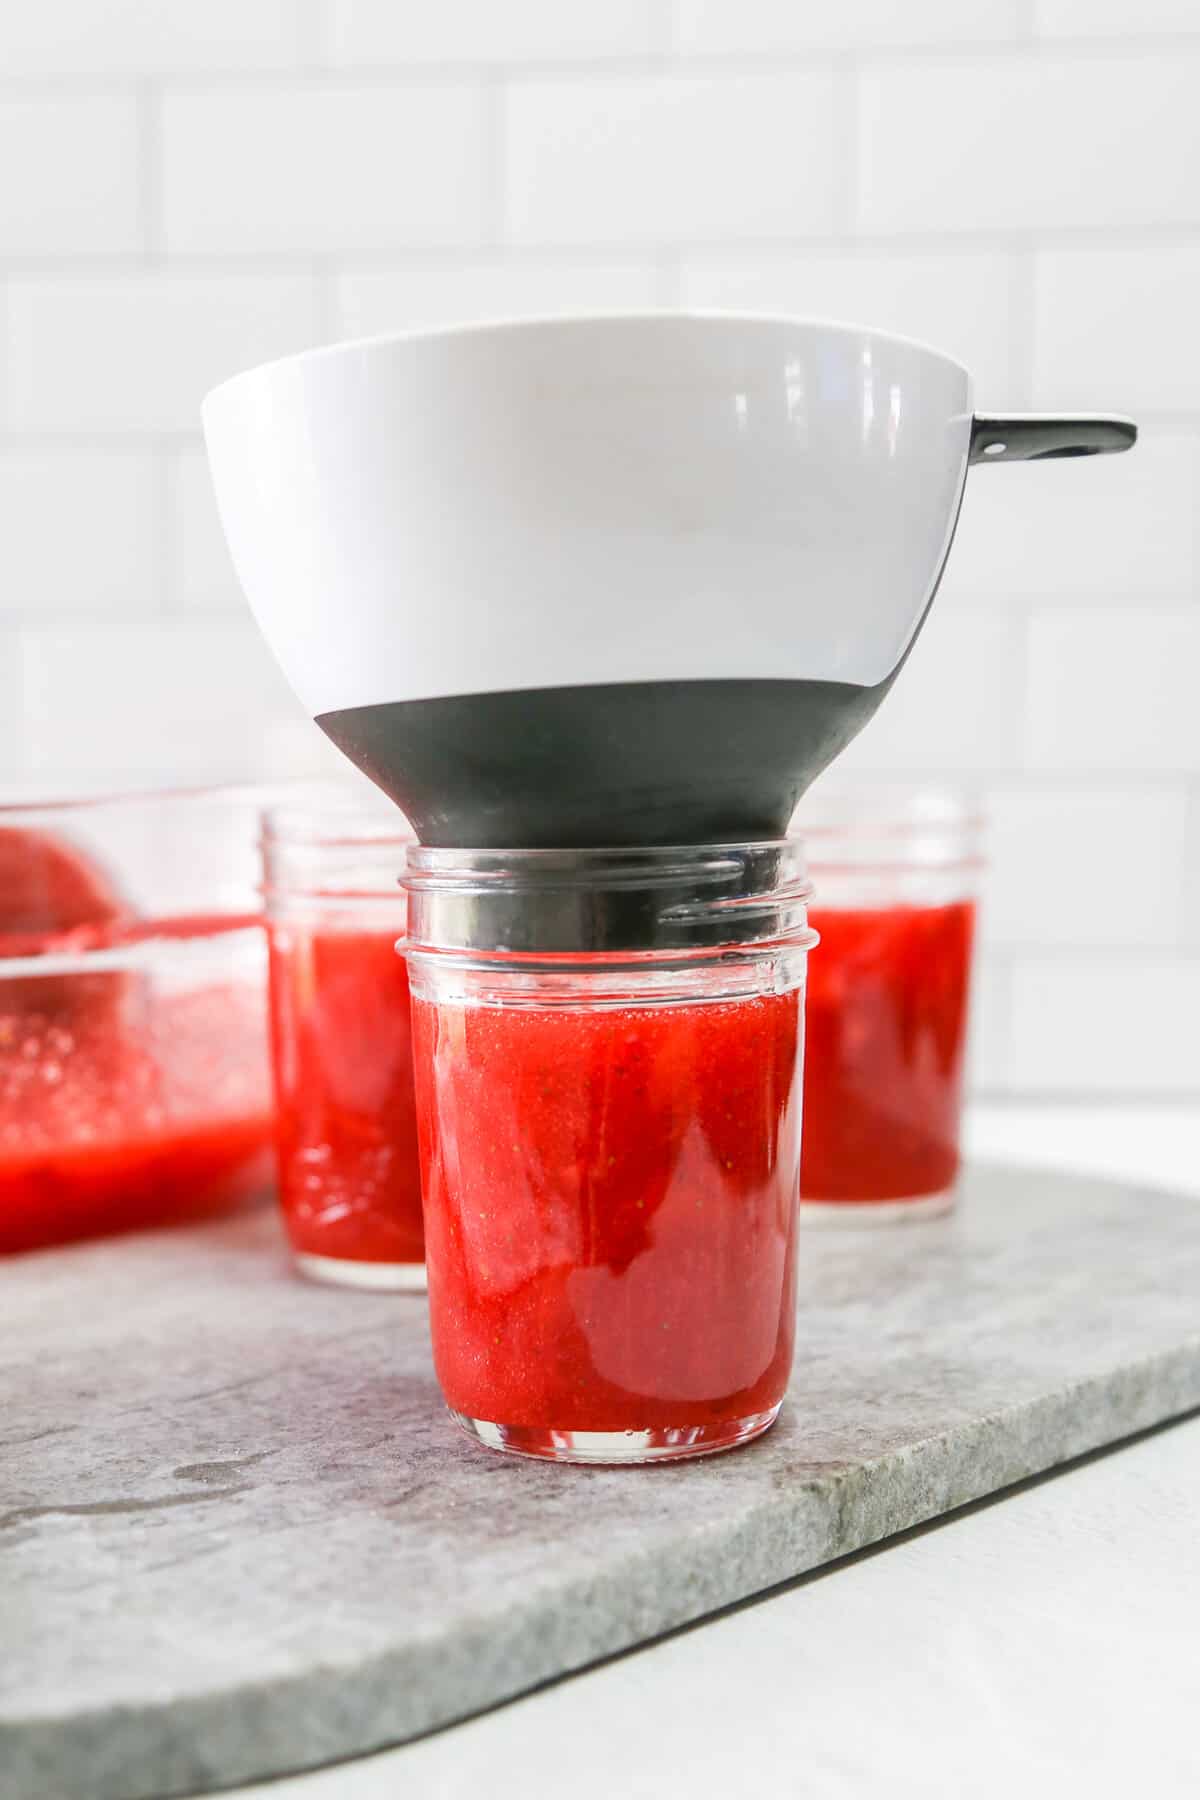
[793,786,983,1220]
[0,784,274,1256]
[403,840,817,1465]
[260,798,424,1291]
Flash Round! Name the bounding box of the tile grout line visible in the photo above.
[136,80,165,263]
[295,0,328,70]
[8,225,1200,273]
[650,0,676,64]
[979,1083,1200,1102]
[1179,781,1200,953]
[1011,599,1035,778]
[4,36,1200,94]
[483,77,507,251]
[656,251,683,307]
[1008,241,1038,406]
[1014,0,1039,40]
[0,273,8,436]
[149,439,173,614]
[833,55,860,238]
[311,256,339,342]
[980,946,1015,1094]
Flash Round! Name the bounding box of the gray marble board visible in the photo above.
[4,1162,1200,1800]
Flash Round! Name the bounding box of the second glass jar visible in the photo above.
[261,798,424,1289]
[403,841,816,1465]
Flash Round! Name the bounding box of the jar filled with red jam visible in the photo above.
[261,799,423,1290]
[403,841,817,1465]
[793,787,982,1220]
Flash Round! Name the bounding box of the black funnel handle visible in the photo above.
[970,414,1137,464]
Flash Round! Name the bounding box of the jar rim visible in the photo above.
[403,838,813,957]
[405,838,812,888]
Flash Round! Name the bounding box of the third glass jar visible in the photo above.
[794,787,983,1220]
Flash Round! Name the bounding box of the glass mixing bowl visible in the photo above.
[0,784,278,1255]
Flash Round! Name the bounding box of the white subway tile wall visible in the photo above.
[1033,248,1200,414]
[0,98,141,255]
[948,430,1199,602]
[1034,0,1200,36]
[333,258,664,338]
[1026,610,1200,773]
[673,2,1027,56]
[4,274,323,432]
[983,785,1189,949]
[15,619,302,778]
[0,3,305,75]
[165,447,244,613]
[1010,957,1200,1095]
[328,1,661,65]
[858,53,1200,234]
[835,605,1029,775]
[162,85,490,254]
[503,74,839,243]
[0,0,1195,1098]
[678,249,1017,400]
[0,449,156,616]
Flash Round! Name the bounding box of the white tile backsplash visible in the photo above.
[858,53,1200,233]
[982,783,1188,949]
[0,97,141,256]
[329,0,659,64]
[1035,0,1200,36]
[1026,610,1200,773]
[166,447,244,612]
[1,5,1196,1099]
[1010,954,1200,1094]
[334,258,663,338]
[674,0,1024,54]
[0,449,157,616]
[163,84,487,255]
[836,606,1028,775]
[1033,247,1200,414]
[4,274,322,433]
[967,952,1012,1094]
[948,431,1199,603]
[503,73,839,243]
[1182,787,1200,954]
[678,249,1016,401]
[0,1,304,74]
[18,619,306,778]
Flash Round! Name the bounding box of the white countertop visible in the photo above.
[224,1105,1200,1800]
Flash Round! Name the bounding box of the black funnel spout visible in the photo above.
[318,676,890,848]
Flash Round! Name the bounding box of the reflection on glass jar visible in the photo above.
[404,841,816,1464]
[794,787,982,1219]
[0,786,275,1255]
[261,798,423,1290]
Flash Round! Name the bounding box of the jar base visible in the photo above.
[801,1188,956,1224]
[293,1252,427,1292]
[446,1403,781,1464]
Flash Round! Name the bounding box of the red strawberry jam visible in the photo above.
[411,989,802,1441]
[0,825,131,1024]
[0,961,273,1255]
[801,901,975,1205]
[0,824,273,1252]
[267,926,423,1269]
[0,825,127,936]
